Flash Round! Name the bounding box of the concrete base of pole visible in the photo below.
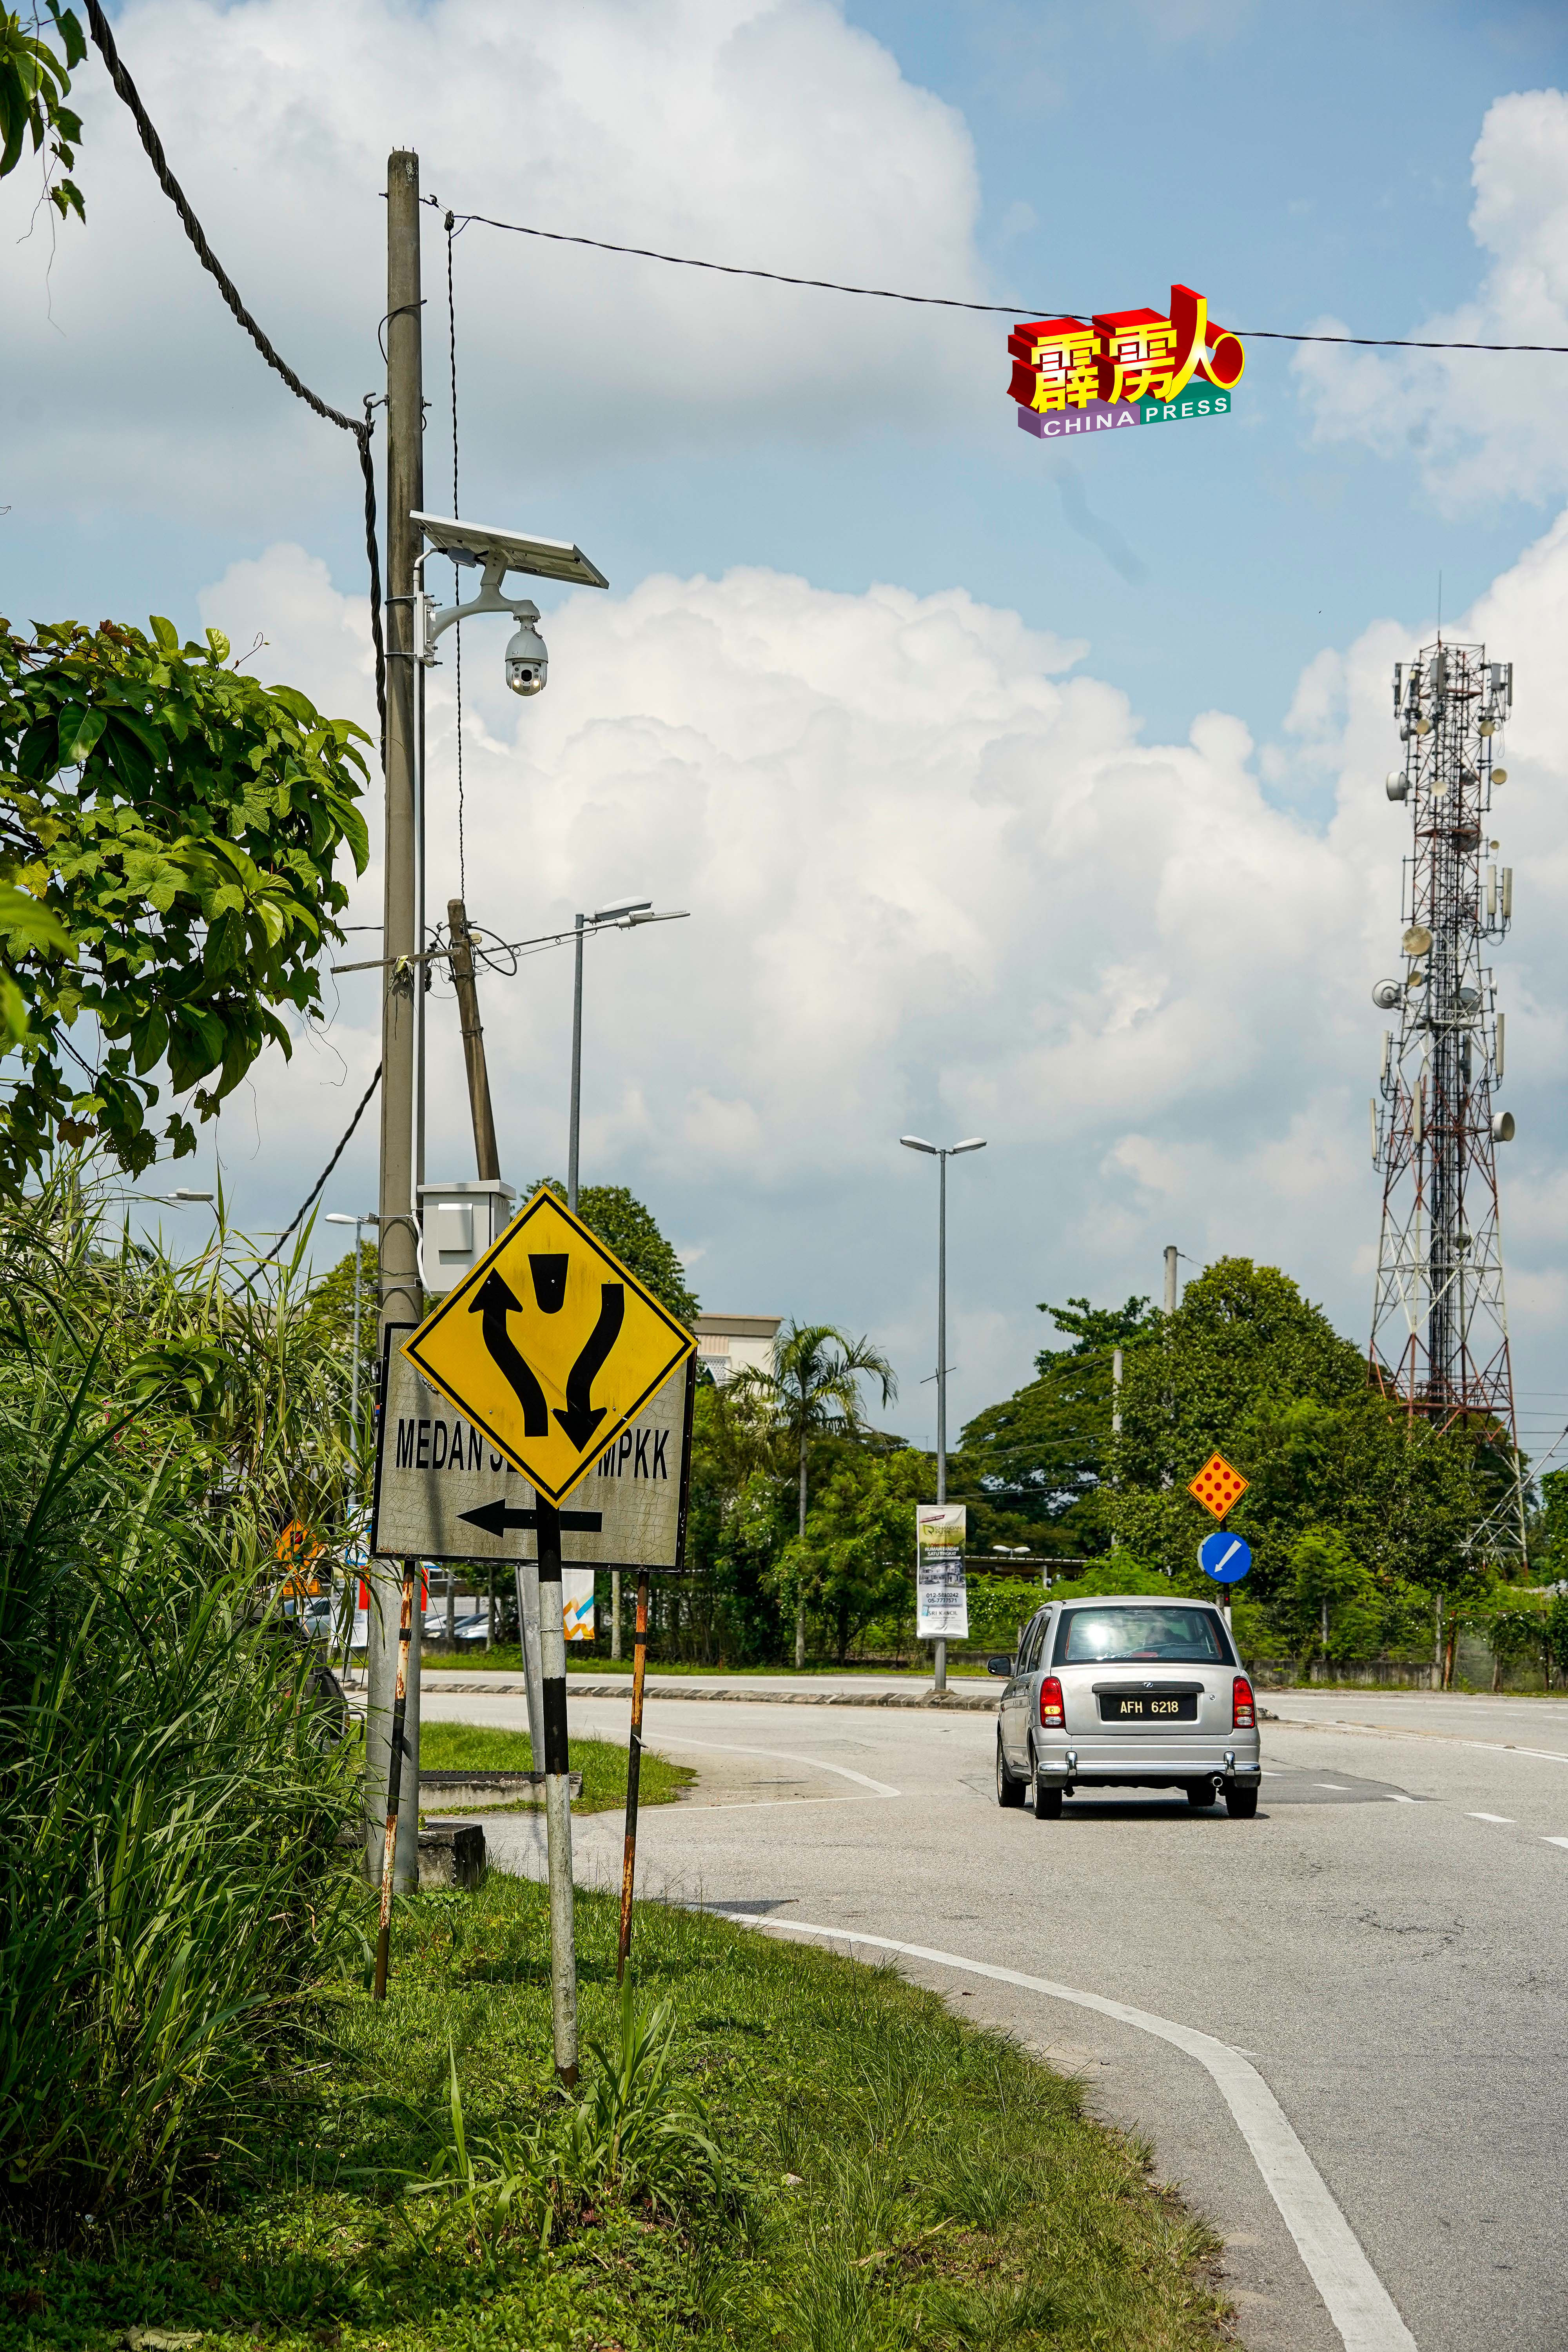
[933,1636,947,1694]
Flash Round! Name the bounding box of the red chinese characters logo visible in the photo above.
[1008,286,1245,416]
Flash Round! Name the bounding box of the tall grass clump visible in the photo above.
[0,1170,361,2229]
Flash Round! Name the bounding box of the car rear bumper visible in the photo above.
[1035,1735,1260,1784]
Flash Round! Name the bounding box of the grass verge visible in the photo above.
[422,1648,994,1681]
[0,1875,1227,2352]
[417,1721,695,1814]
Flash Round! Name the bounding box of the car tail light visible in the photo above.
[1232,1675,1256,1730]
[1039,1675,1065,1729]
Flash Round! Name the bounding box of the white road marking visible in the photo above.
[724,1913,1417,2352]
[1468,1812,1514,1824]
[688,1793,901,1814]
[636,1734,901,1798]
[1317,1784,1352,1791]
[1541,1836,1568,1851]
[1382,1793,1417,1803]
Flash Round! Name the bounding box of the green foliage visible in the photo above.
[529,1178,698,1323]
[0,617,370,1191]
[785,1444,930,1663]
[0,1213,358,2216]
[7,1875,1229,2348]
[0,4,83,222]
[1282,1528,1384,1662]
[1534,1467,1568,1572]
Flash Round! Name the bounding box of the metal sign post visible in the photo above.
[616,1355,695,1983]
[372,1559,417,2001]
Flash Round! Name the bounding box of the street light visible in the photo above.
[568,897,690,1213]
[900,1132,987,1693]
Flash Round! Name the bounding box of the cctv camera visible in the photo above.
[505,619,548,697]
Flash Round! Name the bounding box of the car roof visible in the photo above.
[1051,1593,1221,1610]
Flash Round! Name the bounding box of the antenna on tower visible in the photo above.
[1370,633,1524,1571]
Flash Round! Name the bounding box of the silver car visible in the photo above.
[992,1593,1261,1819]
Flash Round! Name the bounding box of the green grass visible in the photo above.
[0,1876,1227,2352]
[423,1647,995,1681]
[417,1721,695,1814]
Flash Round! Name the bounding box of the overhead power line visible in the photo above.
[82,0,389,755]
[438,202,1568,354]
[253,1062,383,1272]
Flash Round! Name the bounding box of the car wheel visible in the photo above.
[1186,1780,1216,1809]
[996,1729,1026,1809]
[1034,1780,1063,1820]
[1225,1784,1259,1820]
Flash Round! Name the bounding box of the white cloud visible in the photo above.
[197,499,1568,1430]
[1296,89,1568,509]
[0,0,985,530]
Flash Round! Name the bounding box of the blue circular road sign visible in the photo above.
[1198,1529,1252,1584]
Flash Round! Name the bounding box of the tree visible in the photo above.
[0,617,370,1190]
[729,1321,897,1668]
[958,1292,1158,1556]
[0,4,84,222]
[530,1179,699,1324]
[1284,1528,1383,1666]
[790,1445,928,1664]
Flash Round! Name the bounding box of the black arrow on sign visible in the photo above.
[458,1499,604,1539]
[467,1271,549,1434]
[554,1282,625,1450]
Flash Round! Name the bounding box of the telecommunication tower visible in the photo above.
[1368,639,1523,1551]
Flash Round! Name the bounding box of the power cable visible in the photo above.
[252,1062,382,1272]
[437,201,1568,354]
[81,0,388,760]
[445,208,466,902]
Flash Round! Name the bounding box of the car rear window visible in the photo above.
[1054,1605,1233,1666]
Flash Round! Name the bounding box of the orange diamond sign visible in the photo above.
[1187,1452,1248,1520]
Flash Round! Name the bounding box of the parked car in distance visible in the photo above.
[992,1594,1261,1819]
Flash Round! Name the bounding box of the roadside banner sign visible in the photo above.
[563,1570,595,1639]
[916,1503,969,1639]
[372,1331,695,1570]
[401,1186,695,1506]
[1198,1529,1252,1584]
[1187,1451,1249,1520]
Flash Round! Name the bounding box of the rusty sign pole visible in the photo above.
[617,1355,696,1982]
[535,1499,579,2084]
[617,1569,650,1984]
[372,1559,417,2001]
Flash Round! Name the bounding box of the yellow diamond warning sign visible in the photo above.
[402,1187,695,1507]
[1187,1452,1248,1521]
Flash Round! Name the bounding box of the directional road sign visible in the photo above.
[1187,1450,1249,1520]
[372,1329,693,1567]
[1198,1529,1252,1583]
[402,1187,695,1507]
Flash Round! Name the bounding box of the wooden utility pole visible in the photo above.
[447,897,500,1180]
[366,149,425,1893]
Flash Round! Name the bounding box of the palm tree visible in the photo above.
[730,1321,897,1669]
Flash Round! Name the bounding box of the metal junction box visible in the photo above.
[417,1179,517,1296]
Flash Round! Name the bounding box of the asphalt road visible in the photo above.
[419,1681,1568,2352]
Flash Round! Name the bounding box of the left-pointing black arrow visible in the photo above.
[458,1499,604,1539]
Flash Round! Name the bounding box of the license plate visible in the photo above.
[1100,1693,1196,1722]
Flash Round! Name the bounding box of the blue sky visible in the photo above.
[5,0,1568,1460]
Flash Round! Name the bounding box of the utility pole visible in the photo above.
[1110,1343,1123,1550]
[447,897,500,1181]
[366,148,425,1893]
[1163,1245,1179,1317]
[568,912,584,1213]
[934,1147,948,1694]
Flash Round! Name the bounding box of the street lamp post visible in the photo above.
[568,896,690,1214]
[900,1134,987,1693]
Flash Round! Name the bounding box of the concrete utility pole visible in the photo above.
[447,897,500,1182]
[1110,1343,1123,1550]
[1163,1244,1179,1318]
[366,148,425,1892]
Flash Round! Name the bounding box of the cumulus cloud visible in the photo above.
[1296,89,1568,509]
[199,509,1568,1432]
[0,0,985,531]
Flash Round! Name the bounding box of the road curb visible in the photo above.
[421,1677,999,1712]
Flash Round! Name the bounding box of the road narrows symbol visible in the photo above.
[555,1283,625,1450]
[468,1270,549,1434]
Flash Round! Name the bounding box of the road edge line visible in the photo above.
[720,1913,1417,2352]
